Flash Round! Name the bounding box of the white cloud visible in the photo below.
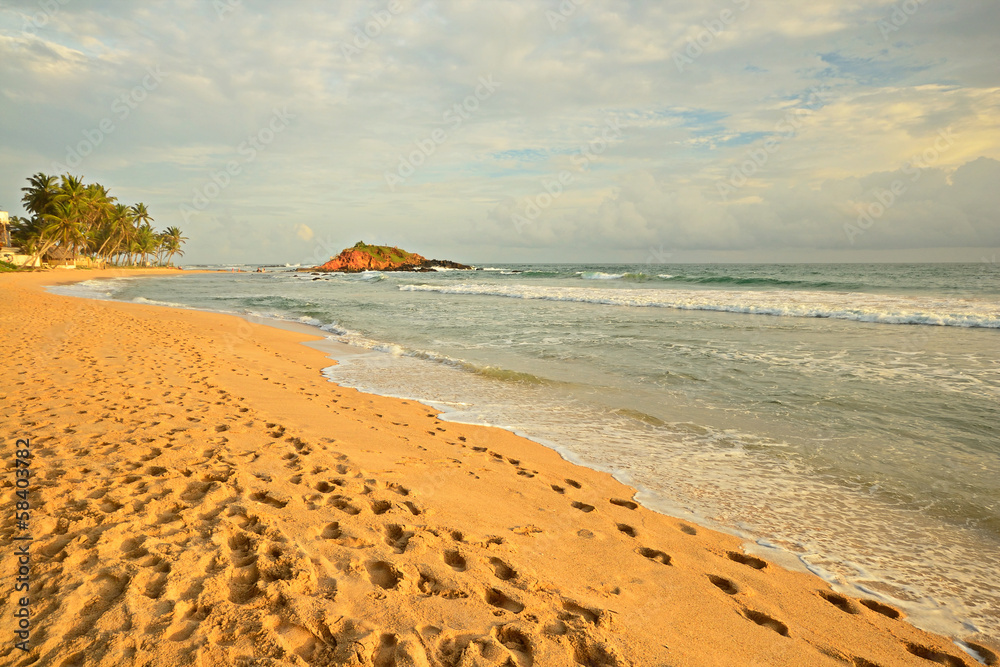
[295,223,314,241]
[0,0,998,263]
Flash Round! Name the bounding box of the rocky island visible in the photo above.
[305,241,472,273]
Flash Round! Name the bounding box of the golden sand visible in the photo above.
[0,269,994,667]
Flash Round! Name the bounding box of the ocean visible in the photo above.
[53,263,1000,645]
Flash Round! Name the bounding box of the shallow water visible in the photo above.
[53,263,1000,643]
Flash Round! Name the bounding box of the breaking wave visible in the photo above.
[398,283,1000,328]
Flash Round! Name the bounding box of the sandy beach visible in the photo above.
[1,269,994,667]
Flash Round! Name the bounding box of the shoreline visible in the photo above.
[43,276,872,581]
[1,268,996,666]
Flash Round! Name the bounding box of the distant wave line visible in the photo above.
[398,284,1000,328]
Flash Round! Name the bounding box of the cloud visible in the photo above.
[0,0,997,263]
[295,223,314,241]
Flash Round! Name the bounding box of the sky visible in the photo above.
[1,0,998,265]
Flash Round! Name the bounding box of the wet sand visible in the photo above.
[1,269,995,667]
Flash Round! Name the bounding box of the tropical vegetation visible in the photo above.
[8,172,187,267]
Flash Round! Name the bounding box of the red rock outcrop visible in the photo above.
[309,242,470,273]
[317,248,426,272]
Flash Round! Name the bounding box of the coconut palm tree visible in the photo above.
[133,225,157,266]
[161,226,188,266]
[17,172,179,268]
[9,215,43,248]
[95,203,133,263]
[20,172,58,218]
[131,202,152,229]
[34,199,86,264]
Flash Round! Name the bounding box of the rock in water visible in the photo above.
[306,241,471,273]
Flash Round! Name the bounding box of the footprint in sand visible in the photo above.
[180,481,215,503]
[708,575,740,595]
[418,572,468,599]
[250,491,288,509]
[743,609,789,637]
[385,524,413,553]
[727,551,767,570]
[366,561,402,590]
[851,657,883,667]
[859,599,902,619]
[904,644,968,666]
[265,617,322,663]
[320,522,343,539]
[228,567,260,604]
[329,496,361,515]
[443,550,467,572]
[66,572,128,640]
[228,533,258,567]
[610,498,638,510]
[485,587,524,614]
[386,482,410,496]
[371,499,392,515]
[819,591,858,614]
[638,547,671,565]
[137,554,171,599]
[140,447,162,462]
[59,651,86,666]
[616,523,637,538]
[962,642,999,667]
[562,600,601,624]
[489,558,517,581]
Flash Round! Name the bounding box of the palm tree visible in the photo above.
[131,202,152,229]
[17,172,178,268]
[20,172,58,218]
[134,225,158,266]
[28,174,89,262]
[34,199,86,264]
[9,215,43,247]
[161,226,188,266]
[96,203,135,264]
[81,183,115,259]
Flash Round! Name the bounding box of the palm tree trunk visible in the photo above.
[28,238,58,269]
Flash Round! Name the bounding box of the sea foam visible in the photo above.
[399,283,1000,328]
